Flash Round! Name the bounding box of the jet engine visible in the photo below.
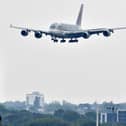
[34,31,42,39]
[21,30,29,36]
[83,32,90,39]
[103,30,111,37]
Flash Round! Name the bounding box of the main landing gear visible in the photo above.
[51,38,78,43]
[51,38,58,42]
[53,39,58,42]
[69,39,78,43]
[52,38,66,43]
[60,39,66,43]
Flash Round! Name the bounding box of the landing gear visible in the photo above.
[60,39,66,43]
[51,37,58,42]
[51,37,78,43]
[53,39,58,42]
[69,39,78,43]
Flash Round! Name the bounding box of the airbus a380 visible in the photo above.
[10,4,126,43]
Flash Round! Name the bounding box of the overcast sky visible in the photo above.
[0,0,126,104]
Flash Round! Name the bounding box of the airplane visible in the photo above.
[10,4,126,43]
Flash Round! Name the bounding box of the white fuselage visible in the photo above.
[49,23,82,32]
[48,23,83,39]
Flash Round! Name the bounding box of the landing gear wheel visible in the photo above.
[69,39,78,43]
[53,39,58,42]
[60,39,66,43]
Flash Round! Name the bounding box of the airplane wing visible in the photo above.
[10,24,69,40]
[87,27,126,34]
[63,27,126,39]
[10,24,52,38]
[10,24,126,41]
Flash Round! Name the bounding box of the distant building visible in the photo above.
[77,103,91,114]
[100,109,126,124]
[107,112,117,123]
[26,91,44,112]
[100,113,107,123]
[100,112,117,124]
[117,109,126,123]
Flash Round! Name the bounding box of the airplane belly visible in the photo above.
[57,33,83,38]
[63,32,84,38]
[49,31,65,38]
[49,31,84,39]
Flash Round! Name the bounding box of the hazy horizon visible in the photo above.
[1,0,126,104]
[1,91,126,105]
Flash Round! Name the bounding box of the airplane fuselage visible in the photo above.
[49,23,81,31]
[49,23,83,39]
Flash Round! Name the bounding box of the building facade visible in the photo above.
[117,109,126,123]
[100,113,107,124]
[26,91,44,112]
[100,109,126,124]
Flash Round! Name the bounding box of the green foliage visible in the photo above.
[85,112,96,121]
[54,110,82,122]
[44,101,62,113]
[29,117,70,126]
[0,104,7,113]
[1,105,126,126]
[76,119,96,126]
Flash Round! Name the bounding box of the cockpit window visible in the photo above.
[50,24,56,29]
[50,23,58,29]
[50,23,59,29]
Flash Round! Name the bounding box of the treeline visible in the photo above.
[0,104,95,126]
[0,104,125,126]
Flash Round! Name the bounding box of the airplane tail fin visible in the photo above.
[76,4,84,26]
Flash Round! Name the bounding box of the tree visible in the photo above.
[54,109,65,118]
[29,118,70,126]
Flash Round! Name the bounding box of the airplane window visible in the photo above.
[57,25,62,30]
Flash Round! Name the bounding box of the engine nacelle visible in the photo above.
[34,31,42,39]
[83,32,90,39]
[21,30,29,36]
[103,30,111,37]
